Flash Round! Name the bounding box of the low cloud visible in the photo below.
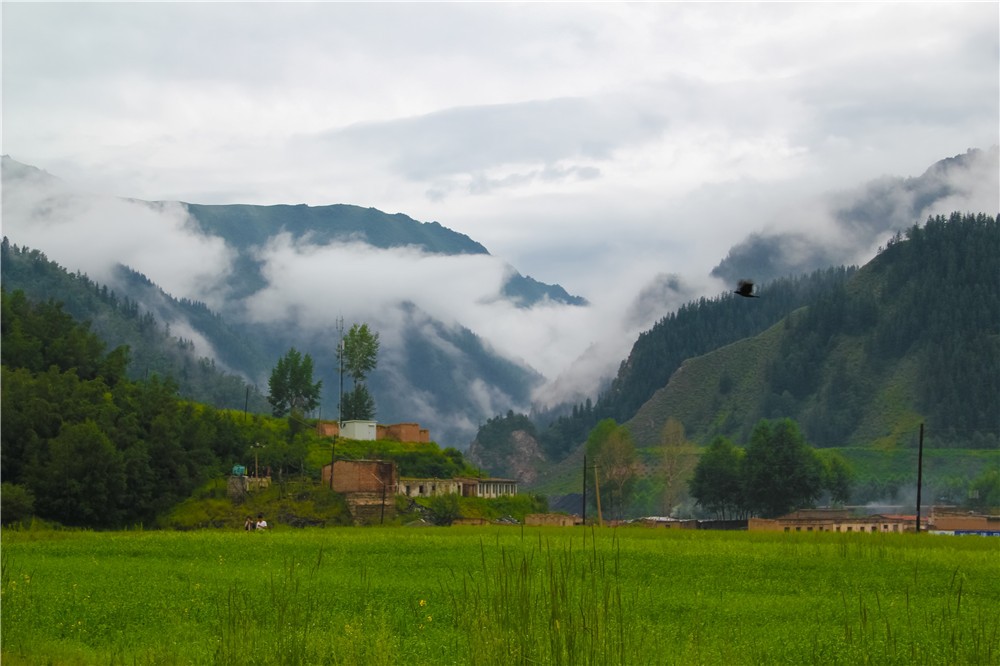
[1,159,235,303]
[239,231,630,390]
[712,147,1000,285]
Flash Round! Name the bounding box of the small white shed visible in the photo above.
[340,420,377,441]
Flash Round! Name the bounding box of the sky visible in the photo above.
[3,2,999,409]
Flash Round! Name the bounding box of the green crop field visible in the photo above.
[2,526,998,665]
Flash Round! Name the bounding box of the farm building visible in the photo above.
[397,476,519,499]
[749,509,919,533]
[320,459,397,525]
[929,509,1000,535]
[456,477,518,498]
[397,478,463,497]
[525,513,582,527]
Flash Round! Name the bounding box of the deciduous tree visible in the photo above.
[338,324,379,420]
[267,347,322,418]
[689,436,745,519]
[342,323,379,384]
[586,419,637,520]
[742,418,823,518]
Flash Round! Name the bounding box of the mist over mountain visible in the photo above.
[0,156,567,445]
[711,147,999,285]
[2,149,996,449]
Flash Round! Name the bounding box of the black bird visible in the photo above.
[734,279,758,298]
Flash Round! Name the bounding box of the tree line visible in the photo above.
[1,287,266,527]
[687,419,853,519]
[0,288,318,527]
[580,416,851,520]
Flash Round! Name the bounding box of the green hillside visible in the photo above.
[627,213,999,450]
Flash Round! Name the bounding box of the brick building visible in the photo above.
[314,420,430,443]
[320,459,397,525]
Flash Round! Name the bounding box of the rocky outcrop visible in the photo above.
[467,429,546,483]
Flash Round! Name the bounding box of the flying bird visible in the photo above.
[734,280,758,298]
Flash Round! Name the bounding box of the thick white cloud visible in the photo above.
[0,166,235,302]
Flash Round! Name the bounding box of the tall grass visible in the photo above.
[2,527,998,665]
[448,531,650,664]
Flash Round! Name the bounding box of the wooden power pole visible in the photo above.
[593,463,604,527]
[916,423,925,533]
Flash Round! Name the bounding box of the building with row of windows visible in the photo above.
[397,476,518,499]
[749,509,918,533]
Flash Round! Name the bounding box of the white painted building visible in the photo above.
[340,420,377,441]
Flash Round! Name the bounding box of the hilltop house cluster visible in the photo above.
[229,418,517,524]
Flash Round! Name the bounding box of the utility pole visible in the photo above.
[380,480,387,525]
[582,455,587,525]
[337,316,345,428]
[329,438,336,490]
[916,423,925,533]
[334,315,344,493]
[593,463,604,527]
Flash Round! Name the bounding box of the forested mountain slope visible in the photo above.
[628,213,999,449]
[537,267,858,459]
[0,239,270,412]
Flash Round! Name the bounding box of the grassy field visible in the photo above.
[2,526,998,665]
